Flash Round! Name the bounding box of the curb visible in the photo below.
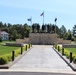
[0,47,33,69]
[52,47,76,71]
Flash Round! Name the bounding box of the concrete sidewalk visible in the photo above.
[10,45,72,71]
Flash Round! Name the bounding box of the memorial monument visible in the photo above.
[29,25,58,45]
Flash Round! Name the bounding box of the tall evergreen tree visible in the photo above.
[42,25,46,32]
[37,24,40,33]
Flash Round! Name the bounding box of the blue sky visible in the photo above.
[0,0,76,30]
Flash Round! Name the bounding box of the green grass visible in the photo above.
[0,41,15,45]
[0,41,30,65]
[0,41,20,55]
[0,45,20,56]
[65,48,76,54]
[0,41,31,64]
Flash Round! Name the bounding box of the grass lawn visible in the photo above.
[0,41,15,45]
[65,48,76,54]
[0,41,28,64]
[0,45,20,56]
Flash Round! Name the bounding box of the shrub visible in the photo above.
[5,54,12,61]
[72,54,76,63]
[22,44,31,51]
[73,56,76,63]
[15,48,21,57]
[0,57,8,65]
[65,53,70,59]
[64,49,76,63]
[0,48,21,65]
[64,49,70,59]
[0,46,27,65]
[59,47,62,53]
[23,46,26,51]
[29,44,32,48]
[0,53,12,65]
[54,44,58,49]
[57,46,76,63]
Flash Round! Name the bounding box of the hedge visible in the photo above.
[0,53,12,65]
[0,45,28,65]
[54,44,76,63]
[64,49,70,59]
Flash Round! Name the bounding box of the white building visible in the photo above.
[0,31,9,40]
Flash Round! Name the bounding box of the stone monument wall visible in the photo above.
[16,33,71,45]
[29,33,58,45]
[57,38,71,44]
[63,44,76,48]
[16,38,29,43]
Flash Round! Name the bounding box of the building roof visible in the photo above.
[0,31,9,35]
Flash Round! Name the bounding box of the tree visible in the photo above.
[52,25,55,33]
[9,34,12,41]
[59,25,67,39]
[56,25,60,34]
[7,23,12,28]
[47,24,50,33]
[4,23,7,27]
[66,29,72,40]
[37,24,40,33]
[73,25,76,37]
[42,25,46,32]
[49,24,52,33]
[32,24,35,33]
[0,21,73,41]
[12,30,21,40]
[0,22,3,28]
[25,29,30,37]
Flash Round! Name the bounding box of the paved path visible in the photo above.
[10,45,72,71]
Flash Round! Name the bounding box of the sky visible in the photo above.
[0,0,76,30]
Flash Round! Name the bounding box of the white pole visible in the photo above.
[43,11,44,25]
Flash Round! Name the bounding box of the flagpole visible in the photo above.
[31,17,32,26]
[55,21,56,33]
[54,18,57,33]
[43,11,44,25]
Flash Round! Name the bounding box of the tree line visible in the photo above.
[32,23,58,33]
[0,21,75,41]
[31,23,75,41]
[0,22,30,41]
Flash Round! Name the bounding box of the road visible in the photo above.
[0,71,76,75]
